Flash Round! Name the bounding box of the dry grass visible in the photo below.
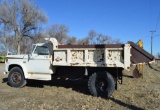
[0,63,160,110]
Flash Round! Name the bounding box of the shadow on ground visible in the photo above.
[123,74,134,78]
[26,77,90,95]
[148,64,160,72]
[2,78,8,83]
[109,97,143,110]
[2,76,143,109]
[28,78,144,109]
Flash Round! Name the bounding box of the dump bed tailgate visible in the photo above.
[128,41,154,64]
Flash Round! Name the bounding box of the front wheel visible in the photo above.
[8,67,27,88]
[88,71,115,98]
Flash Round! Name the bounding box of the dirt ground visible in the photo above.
[0,63,160,110]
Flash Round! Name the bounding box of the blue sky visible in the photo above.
[37,0,160,55]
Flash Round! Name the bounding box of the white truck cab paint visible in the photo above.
[4,42,53,80]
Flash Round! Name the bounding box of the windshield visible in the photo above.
[34,46,49,55]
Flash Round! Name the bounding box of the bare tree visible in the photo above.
[88,30,110,44]
[96,34,110,44]
[66,36,77,44]
[0,0,47,54]
[47,24,69,43]
[87,30,121,44]
[113,38,122,44]
[0,35,13,54]
[88,30,97,44]
[77,37,89,44]
[0,0,14,53]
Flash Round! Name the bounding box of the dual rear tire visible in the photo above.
[88,71,115,98]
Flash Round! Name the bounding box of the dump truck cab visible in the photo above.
[4,42,54,81]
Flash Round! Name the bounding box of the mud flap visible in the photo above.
[132,64,143,78]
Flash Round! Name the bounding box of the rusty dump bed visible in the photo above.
[58,42,154,64]
[58,44,124,48]
[128,41,154,64]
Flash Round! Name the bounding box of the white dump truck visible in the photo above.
[4,38,154,98]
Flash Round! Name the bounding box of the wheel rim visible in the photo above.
[11,72,22,84]
[96,78,107,91]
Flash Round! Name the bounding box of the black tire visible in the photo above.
[88,71,115,98]
[8,67,27,88]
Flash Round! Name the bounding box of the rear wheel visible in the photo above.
[8,67,27,88]
[88,71,115,98]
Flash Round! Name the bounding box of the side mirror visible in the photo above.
[28,53,30,61]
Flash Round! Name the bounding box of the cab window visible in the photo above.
[34,46,49,55]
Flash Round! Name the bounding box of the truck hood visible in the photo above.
[6,54,27,59]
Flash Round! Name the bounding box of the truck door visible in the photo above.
[27,45,52,74]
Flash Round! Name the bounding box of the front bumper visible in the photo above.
[3,62,9,74]
[3,70,8,74]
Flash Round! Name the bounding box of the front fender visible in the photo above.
[6,62,29,79]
